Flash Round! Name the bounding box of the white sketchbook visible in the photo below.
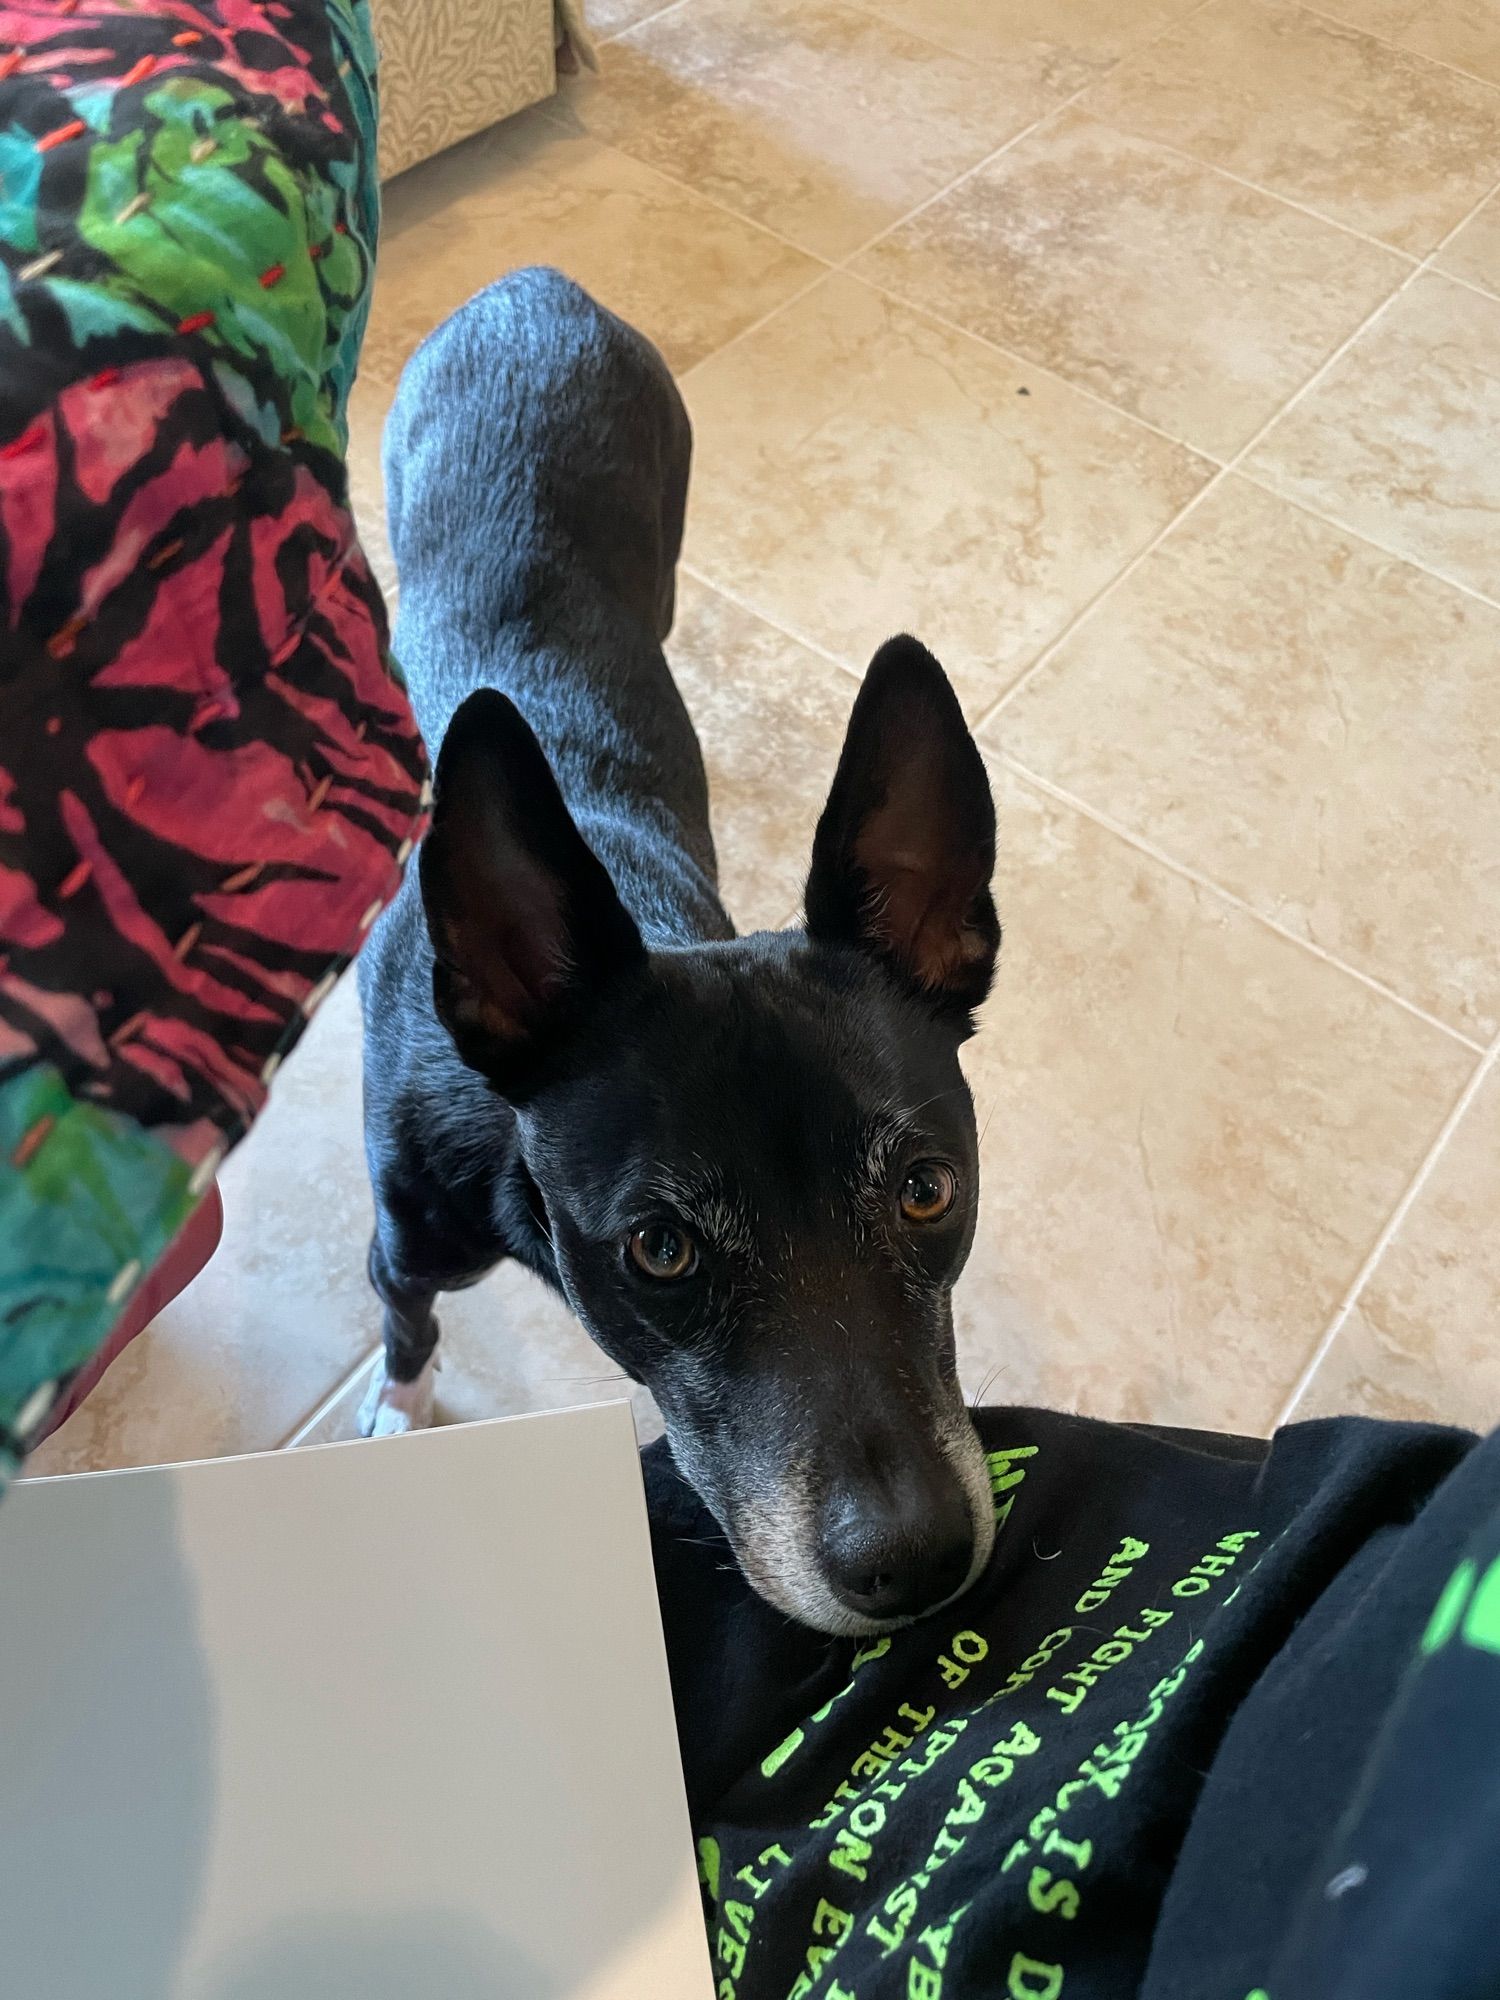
[0,1400,713,2000]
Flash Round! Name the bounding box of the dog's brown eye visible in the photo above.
[900,1162,957,1224]
[628,1224,698,1280]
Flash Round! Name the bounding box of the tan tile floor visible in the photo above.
[29,0,1500,1474]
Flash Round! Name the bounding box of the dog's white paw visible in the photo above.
[358,1356,438,1438]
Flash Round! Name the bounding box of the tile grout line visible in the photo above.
[972,218,1445,739]
[1057,109,1425,264]
[841,264,1226,463]
[1233,463,1500,617]
[835,0,1222,71]
[678,561,862,683]
[586,96,1071,318]
[595,0,696,47]
[1423,261,1500,308]
[1273,1032,1500,1430]
[678,564,1490,1057]
[831,93,1097,272]
[680,266,836,382]
[1294,0,1500,99]
[677,263,833,385]
[524,95,844,385]
[996,756,1489,1054]
[831,0,1230,270]
[1411,161,1500,268]
[974,484,1221,729]
[279,1346,380,1449]
[533,103,838,271]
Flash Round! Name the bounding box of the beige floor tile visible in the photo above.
[361,109,819,389]
[288,1270,666,1451]
[858,108,1406,459]
[1291,1060,1499,1431]
[682,272,1211,717]
[953,768,1474,1435]
[1307,0,1500,87]
[587,0,677,39]
[1246,273,1500,603]
[1435,191,1500,298]
[27,980,381,1475]
[1084,0,1500,254]
[347,370,397,601]
[993,477,1500,1041]
[847,0,1201,67]
[670,575,856,932]
[553,0,1089,260]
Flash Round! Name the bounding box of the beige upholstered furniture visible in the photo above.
[370,0,566,182]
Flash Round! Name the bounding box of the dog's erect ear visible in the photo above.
[805,636,999,1015]
[419,689,645,1093]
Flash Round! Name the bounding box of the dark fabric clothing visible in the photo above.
[645,1405,1497,1999]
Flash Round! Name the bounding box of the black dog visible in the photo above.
[358,269,1002,1635]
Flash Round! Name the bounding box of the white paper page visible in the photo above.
[0,1401,713,2000]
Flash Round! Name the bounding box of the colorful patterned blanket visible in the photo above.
[0,0,425,1490]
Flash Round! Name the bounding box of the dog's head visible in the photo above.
[420,638,1000,1634]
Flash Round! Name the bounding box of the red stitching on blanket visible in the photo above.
[11,1117,55,1170]
[0,423,43,460]
[37,118,86,153]
[47,615,87,660]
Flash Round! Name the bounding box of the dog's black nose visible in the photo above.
[819,1478,975,1623]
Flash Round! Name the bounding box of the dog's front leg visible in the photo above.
[359,1235,441,1438]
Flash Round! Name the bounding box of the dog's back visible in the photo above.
[380,267,725,940]
[358,271,731,1369]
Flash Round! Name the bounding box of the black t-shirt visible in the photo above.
[643,1405,1500,2000]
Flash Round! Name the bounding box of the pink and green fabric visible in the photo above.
[0,0,425,1487]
